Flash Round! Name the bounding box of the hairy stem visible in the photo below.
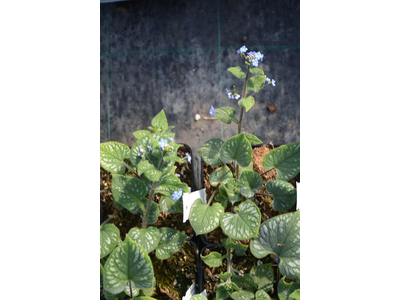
[260,168,274,177]
[100,212,118,228]
[226,236,233,280]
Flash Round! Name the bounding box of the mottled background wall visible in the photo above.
[100,0,300,154]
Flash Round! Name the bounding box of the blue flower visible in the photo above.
[225,87,229,94]
[209,105,216,117]
[158,139,168,150]
[255,51,264,62]
[138,152,143,157]
[227,92,233,99]
[147,146,152,151]
[275,258,279,264]
[172,188,183,201]
[237,45,248,54]
[272,79,276,87]
[168,137,174,142]
[251,58,259,67]
[233,93,240,100]
[186,152,191,163]
[265,77,271,83]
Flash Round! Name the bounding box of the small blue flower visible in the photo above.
[251,58,259,67]
[272,79,276,87]
[237,45,248,54]
[265,77,271,84]
[172,188,183,201]
[138,152,143,157]
[275,258,279,264]
[159,139,168,150]
[255,51,264,62]
[234,93,240,100]
[147,146,152,151]
[209,105,216,117]
[227,92,233,99]
[168,137,174,142]
[225,87,229,94]
[186,152,191,163]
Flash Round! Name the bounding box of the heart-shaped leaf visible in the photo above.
[245,134,263,145]
[133,130,151,140]
[255,290,271,299]
[215,107,239,124]
[111,174,148,211]
[159,195,183,213]
[250,211,300,279]
[210,165,233,186]
[239,170,263,198]
[277,277,300,300]
[137,160,161,182]
[232,274,257,292]
[266,180,297,211]
[189,198,224,235]
[127,227,160,253]
[250,68,264,75]
[220,133,252,167]
[140,199,159,225]
[201,251,226,267]
[248,75,266,93]
[250,264,274,292]
[155,174,190,195]
[238,96,255,112]
[262,143,300,181]
[155,227,186,260]
[190,295,207,300]
[103,237,154,294]
[220,200,261,240]
[151,109,168,132]
[228,66,247,79]
[100,224,120,259]
[100,142,130,174]
[289,290,300,300]
[231,290,255,300]
[199,139,224,166]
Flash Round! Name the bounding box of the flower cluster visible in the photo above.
[137,148,145,157]
[158,138,175,151]
[186,152,191,164]
[209,105,216,117]
[172,188,183,201]
[265,77,276,87]
[237,45,264,67]
[225,88,240,100]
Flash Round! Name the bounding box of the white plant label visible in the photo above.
[296,182,300,210]
[182,188,206,222]
[182,282,207,300]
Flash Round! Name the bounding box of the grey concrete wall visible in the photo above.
[100,0,300,154]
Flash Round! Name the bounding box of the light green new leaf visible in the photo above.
[127,226,160,253]
[190,295,207,300]
[159,195,183,213]
[137,160,161,182]
[133,130,151,140]
[210,165,233,186]
[198,138,224,166]
[215,106,239,124]
[232,274,257,292]
[151,109,168,131]
[201,251,226,267]
[140,199,159,224]
[228,66,246,79]
[220,178,241,203]
[277,277,300,300]
[103,237,154,295]
[223,239,248,256]
[248,75,266,93]
[155,174,190,195]
[246,134,263,145]
[238,96,255,112]
[155,227,186,260]
[100,142,130,174]
[250,68,264,75]
[100,224,120,259]
[255,290,271,299]
[220,133,253,167]
[112,174,147,211]
[289,289,300,300]
[239,170,263,198]
[250,211,300,279]
[189,198,224,234]
[231,290,255,300]
[250,264,274,292]
[262,143,300,181]
[266,180,297,211]
[220,200,261,240]
[219,272,232,281]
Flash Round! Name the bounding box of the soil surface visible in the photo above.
[100,145,197,299]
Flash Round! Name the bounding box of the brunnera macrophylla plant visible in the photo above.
[100,110,191,299]
[189,46,300,300]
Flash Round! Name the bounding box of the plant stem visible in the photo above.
[129,280,133,298]
[226,237,232,280]
[255,192,273,198]
[100,212,118,228]
[122,161,139,178]
[260,168,274,176]
[207,184,220,206]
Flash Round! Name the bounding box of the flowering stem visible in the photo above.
[226,236,233,280]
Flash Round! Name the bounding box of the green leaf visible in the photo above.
[140,199,159,224]
[219,178,241,203]
[266,180,297,211]
[124,284,140,298]
[289,289,300,300]
[155,174,190,195]
[111,174,147,211]
[210,165,233,186]
[199,138,224,166]
[277,277,300,300]
[250,68,264,75]
[231,290,255,300]
[215,194,228,210]
[103,237,154,295]
[215,106,239,124]
[127,226,160,253]
[246,134,263,145]
[137,160,161,182]
[220,133,253,167]
[130,136,155,167]
[239,170,263,198]
[238,96,255,112]
[133,130,151,140]
[103,290,126,300]
[100,224,121,259]
[201,251,226,267]
[100,142,130,174]
[250,211,300,279]
[155,227,186,260]
[250,264,274,292]
[232,274,257,292]
[151,109,168,131]
[255,290,271,299]
[216,283,233,300]
[133,297,158,300]
[228,66,246,79]
[220,200,261,240]
[262,143,300,181]
[190,295,207,300]
[219,272,232,281]
[223,239,248,256]
[189,198,224,235]
[248,75,266,93]
[159,195,183,213]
